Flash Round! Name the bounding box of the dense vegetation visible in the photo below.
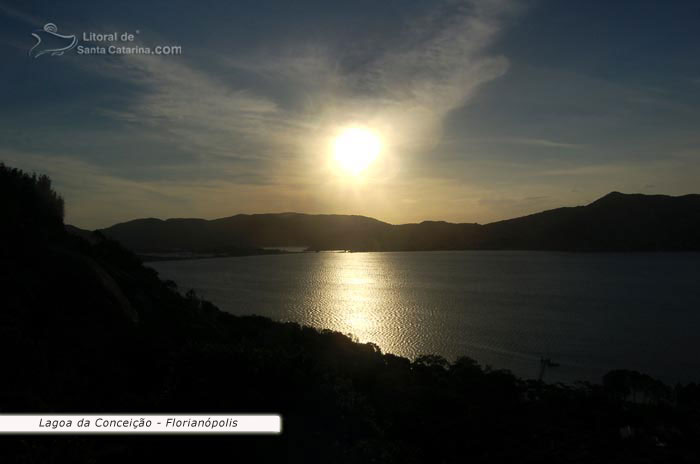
[0,163,64,252]
[1,163,699,462]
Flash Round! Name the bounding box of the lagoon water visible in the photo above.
[150,251,700,384]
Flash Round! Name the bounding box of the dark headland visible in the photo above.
[2,162,700,462]
[98,192,700,257]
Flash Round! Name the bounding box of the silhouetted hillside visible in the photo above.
[0,162,64,254]
[100,192,700,254]
[481,192,700,251]
[2,163,700,462]
[102,213,393,253]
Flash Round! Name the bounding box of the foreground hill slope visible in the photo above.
[2,162,699,462]
[100,192,700,253]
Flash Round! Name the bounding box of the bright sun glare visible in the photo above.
[333,127,381,175]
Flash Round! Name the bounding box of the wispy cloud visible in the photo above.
[2,0,531,227]
[0,2,43,26]
[96,0,516,181]
[504,137,583,149]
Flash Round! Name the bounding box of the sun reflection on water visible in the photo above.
[151,251,700,384]
[313,252,397,347]
[344,311,375,333]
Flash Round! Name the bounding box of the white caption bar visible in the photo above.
[0,414,281,434]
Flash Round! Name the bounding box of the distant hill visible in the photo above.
[480,192,700,251]
[99,192,700,253]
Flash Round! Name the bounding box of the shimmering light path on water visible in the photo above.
[150,251,700,384]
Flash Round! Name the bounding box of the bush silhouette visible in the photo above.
[0,162,65,253]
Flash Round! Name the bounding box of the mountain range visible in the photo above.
[96,192,700,254]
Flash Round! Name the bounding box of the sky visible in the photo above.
[1,0,699,229]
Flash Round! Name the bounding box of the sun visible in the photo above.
[332,127,382,175]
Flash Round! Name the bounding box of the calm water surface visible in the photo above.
[150,251,700,384]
